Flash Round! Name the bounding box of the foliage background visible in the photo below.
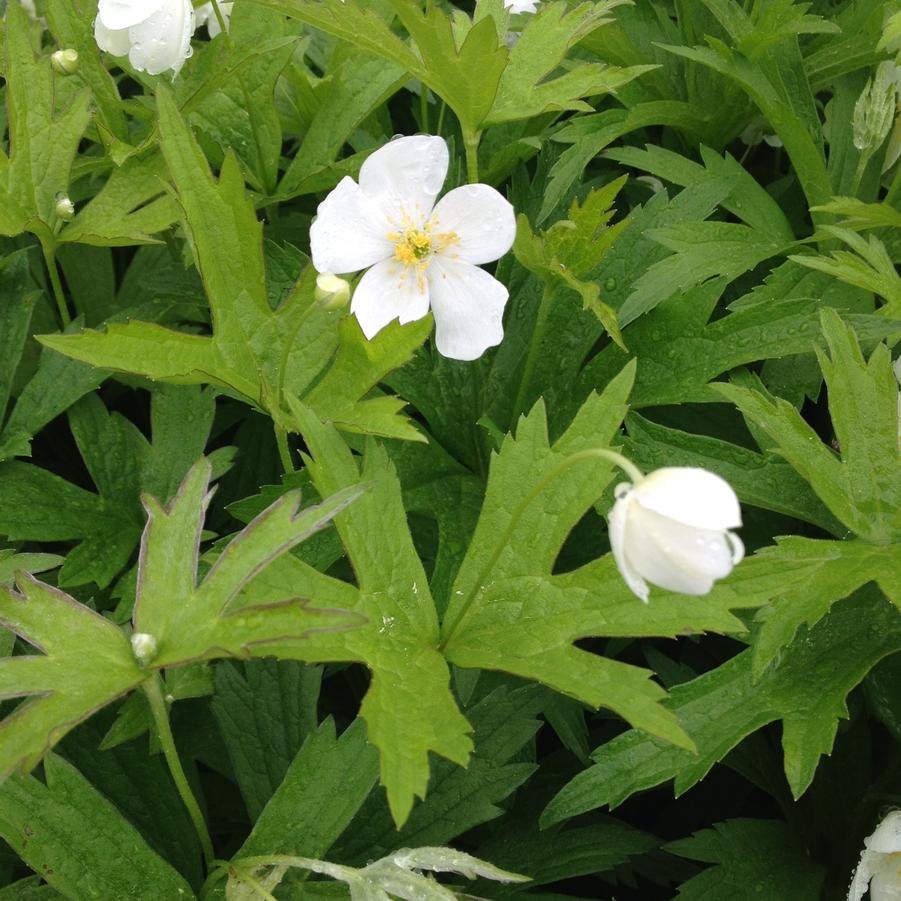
[0,0,900,898]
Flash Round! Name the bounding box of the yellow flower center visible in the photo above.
[387,221,460,291]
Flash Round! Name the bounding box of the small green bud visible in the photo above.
[54,193,75,221]
[51,48,79,75]
[315,272,351,308]
[853,62,898,156]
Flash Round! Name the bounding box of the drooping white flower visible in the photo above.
[505,0,540,12]
[94,0,194,76]
[848,811,901,900]
[608,467,744,602]
[194,1,233,38]
[310,135,516,361]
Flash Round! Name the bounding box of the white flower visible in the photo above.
[195,1,233,38]
[849,811,901,900]
[608,467,744,602]
[505,0,540,12]
[94,0,194,76]
[310,135,516,361]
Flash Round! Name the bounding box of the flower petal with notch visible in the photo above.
[309,135,516,362]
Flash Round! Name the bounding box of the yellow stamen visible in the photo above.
[388,221,460,291]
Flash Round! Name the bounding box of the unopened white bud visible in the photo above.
[315,272,351,308]
[130,632,158,665]
[54,193,75,221]
[51,48,79,75]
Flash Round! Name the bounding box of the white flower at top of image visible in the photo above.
[505,0,540,12]
[195,1,233,38]
[310,135,516,361]
[848,811,901,900]
[608,467,744,602]
[94,0,194,76]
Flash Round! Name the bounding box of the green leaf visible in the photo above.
[619,220,786,325]
[750,538,901,677]
[3,0,91,235]
[248,400,474,825]
[605,143,795,243]
[0,387,220,588]
[334,685,542,863]
[476,817,659,888]
[236,717,379,862]
[667,819,825,900]
[542,587,901,825]
[58,154,179,247]
[0,458,359,781]
[0,753,196,900]
[440,364,757,751]
[486,1,652,126]
[278,51,407,199]
[212,659,321,820]
[714,312,901,543]
[0,251,38,425]
[513,179,628,349]
[573,279,898,414]
[41,93,425,440]
[0,550,64,585]
[790,227,901,318]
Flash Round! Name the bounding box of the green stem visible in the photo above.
[510,281,553,425]
[436,101,447,135]
[462,125,481,183]
[41,240,70,327]
[209,0,229,40]
[439,447,643,650]
[275,424,295,474]
[850,151,871,198]
[143,674,215,869]
[419,83,429,133]
[885,156,901,207]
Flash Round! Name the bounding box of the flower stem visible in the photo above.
[143,674,215,869]
[274,424,295,474]
[510,281,553,425]
[40,240,70,327]
[462,125,481,183]
[439,447,643,649]
[209,0,229,39]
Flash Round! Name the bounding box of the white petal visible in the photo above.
[608,489,649,602]
[867,813,901,854]
[350,258,430,340]
[195,0,232,36]
[430,184,516,265]
[427,258,507,361]
[94,18,132,56]
[128,0,194,75]
[504,0,539,11]
[849,850,877,901]
[310,177,394,275]
[97,0,166,30]
[871,859,901,901]
[633,467,742,530]
[359,135,448,221]
[622,505,740,597]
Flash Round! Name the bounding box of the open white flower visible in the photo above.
[505,0,540,12]
[94,0,194,76]
[608,467,744,602]
[310,135,516,361]
[195,1,233,37]
[849,811,901,900]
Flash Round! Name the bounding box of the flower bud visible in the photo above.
[130,632,158,665]
[853,62,898,156]
[54,193,75,221]
[51,48,79,75]
[608,467,744,602]
[315,272,351,309]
